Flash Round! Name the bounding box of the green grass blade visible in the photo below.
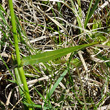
[76,0,83,32]
[70,0,82,32]
[23,102,48,109]
[84,0,100,28]
[48,70,68,99]
[8,0,21,66]
[21,42,99,66]
[34,88,47,103]
[34,88,52,109]
[0,8,9,28]
[84,0,93,28]
[8,1,33,109]
[14,68,24,95]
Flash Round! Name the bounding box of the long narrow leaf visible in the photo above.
[21,42,98,66]
[48,70,68,99]
[84,0,100,28]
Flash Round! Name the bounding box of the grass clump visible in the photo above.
[0,0,110,110]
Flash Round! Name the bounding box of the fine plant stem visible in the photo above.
[8,0,32,109]
[18,67,32,103]
[8,0,20,66]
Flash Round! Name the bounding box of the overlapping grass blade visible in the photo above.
[21,42,98,66]
[84,0,100,28]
